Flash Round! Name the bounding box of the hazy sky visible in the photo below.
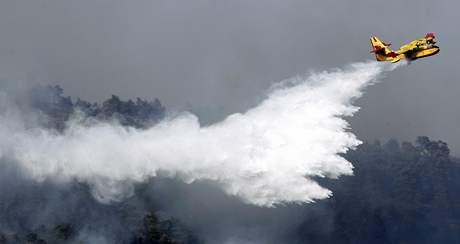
[0,0,459,153]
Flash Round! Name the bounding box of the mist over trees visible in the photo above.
[297,137,460,243]
[0,85,459,243]
[29,85,165,130]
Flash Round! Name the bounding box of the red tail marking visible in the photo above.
[386,52,398,58]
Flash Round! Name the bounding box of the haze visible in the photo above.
[0,0,459,153]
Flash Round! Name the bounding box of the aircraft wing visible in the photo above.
[397,39,424,54]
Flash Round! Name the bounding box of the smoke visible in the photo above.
[0,61,401,207]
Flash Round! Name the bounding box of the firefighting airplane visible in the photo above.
[370,33,439,63]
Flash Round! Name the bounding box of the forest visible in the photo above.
[0,85,459,243]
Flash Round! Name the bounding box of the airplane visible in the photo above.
[370,33,439,63]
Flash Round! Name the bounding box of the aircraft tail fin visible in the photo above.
[370,36,398,62]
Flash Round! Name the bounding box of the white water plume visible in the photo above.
[0,61,402,206]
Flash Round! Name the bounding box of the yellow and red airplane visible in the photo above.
[370,33,439,63]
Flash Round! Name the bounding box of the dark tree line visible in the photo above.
[29,85,165,130]
[297,137,460,244]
